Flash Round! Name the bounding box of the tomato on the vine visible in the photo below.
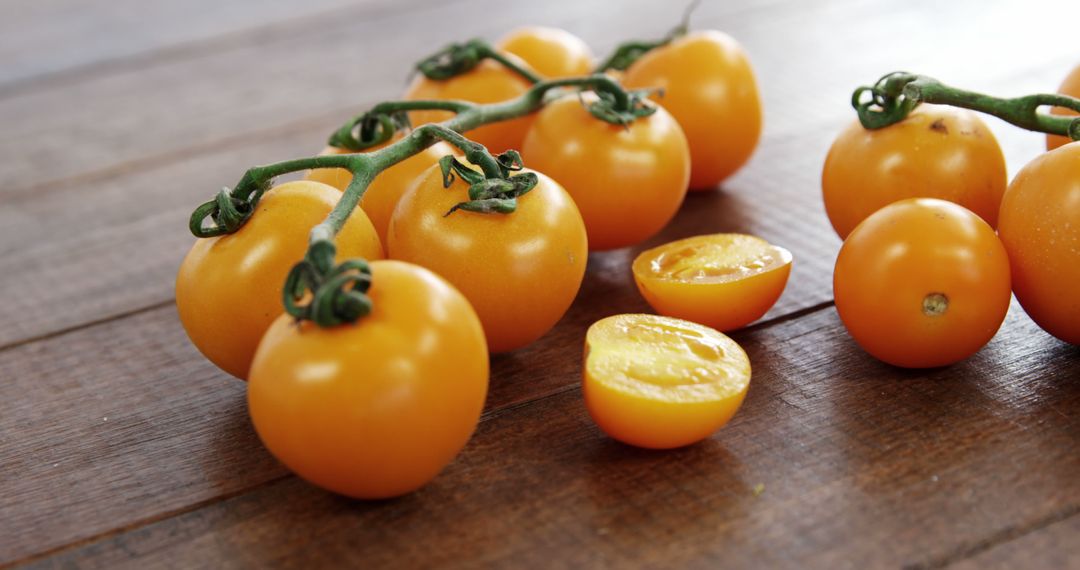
[404,56,535,153]
[388,165,587,353]
[175,181,383,379]
[497,26,594,79]
[998,143,1080,344]
[822,105,1007,239]
[622,30,762,190]
[833,198,1011,368]
[248,260,488,499]
[1046,64,1080,151]
[521,93,690,251]
[584,314,751,449]
[632,234,792,331]
[305,137,455,244]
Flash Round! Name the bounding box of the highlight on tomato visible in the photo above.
[822,105,1007,239]
[403,54,535,153]
[632,233,792,331]
[521,93,690,251]
[622,30,762,191]
[496,26,594,79]
[583,314,751,449]
[248,260,489,499]
[997,142,1080,345]
[1046,64,1080,151]
[175,180,383,380]
[387,163,587,353]
[833,198,1011,368]
[305,137,456,244]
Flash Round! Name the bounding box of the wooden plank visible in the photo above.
[1,0,1074,349]
[18,305,1078,568]
[948,514,1080,570]
[3,0,1076,193]
[0,0,383,89]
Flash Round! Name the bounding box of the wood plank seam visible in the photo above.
[0,298,174,354]
[905,505,1080,570]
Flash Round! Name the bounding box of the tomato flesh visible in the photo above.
[584,314,751,449]
[632,234,792,331]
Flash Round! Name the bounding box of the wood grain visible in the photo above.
[0,0,1075,348]
[18,307,1078,568]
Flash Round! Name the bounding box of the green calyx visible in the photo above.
[852,72,922,129]
[328,109,410,151]
[584,88,659,126]
[440,151,538,216]
[188,175,270,238]
[592,0,699,72]
[283,240,373,327]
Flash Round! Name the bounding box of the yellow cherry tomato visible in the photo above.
[304,137,455,244]
[622,30,763,190]
[497,26,594,79]
[584,314,751,449]
[632,234,792,331]
[998,142,1080,344]
[522,93,690,251]
[388,165,587,353]
[1046,64,1080,151]
[822,105,1007,239]
[249,260,489,499]
[834,198,1011,368]
[176,181,383,379]
[403,56,535,153]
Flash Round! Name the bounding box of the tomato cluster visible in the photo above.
[176,20,1079,502]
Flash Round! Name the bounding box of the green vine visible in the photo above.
[853,71,1080,140]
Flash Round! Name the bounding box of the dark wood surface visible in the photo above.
[1,0,1077,568]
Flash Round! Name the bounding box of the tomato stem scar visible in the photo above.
[922,293,949,317]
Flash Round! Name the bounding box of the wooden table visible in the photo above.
[2,0,1078,567]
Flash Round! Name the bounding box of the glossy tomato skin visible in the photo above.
[1046,64,1080,151]
[176,181,383,379]
[404,57,535,153]
[584,314,751,449]
[622,30,762,190]
[522,94,690,251]
[497,26,593,79]
[248,260,488,499]
[388,166,587,353]
[305,137,455,244]
[632,234,792,331]
[998,143,1080,344]
[833,198,1011,368]
[822,106,1007,239]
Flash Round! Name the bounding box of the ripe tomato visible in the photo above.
[833,198,1011,368]
[998,143,1080,344]
[305,137,455,244]
[584,314,751,449]
[387,165,587,353]
[521,93,690,251]
[822,105,1007,239]
[1046,64,1080,151]
[621,30,762,190]
[176,181,383,379]
[496,26,594,79]
[632,234,792,331]
[404,56,535,153]
[248,260,488,499]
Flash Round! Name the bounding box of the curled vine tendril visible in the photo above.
[852,71,921,129]
[328,110,411,151]
[283,240,373,327]
[439,152,538,216]
[188,176,271,238]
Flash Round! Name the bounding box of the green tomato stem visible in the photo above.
[854,72,1080,139]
